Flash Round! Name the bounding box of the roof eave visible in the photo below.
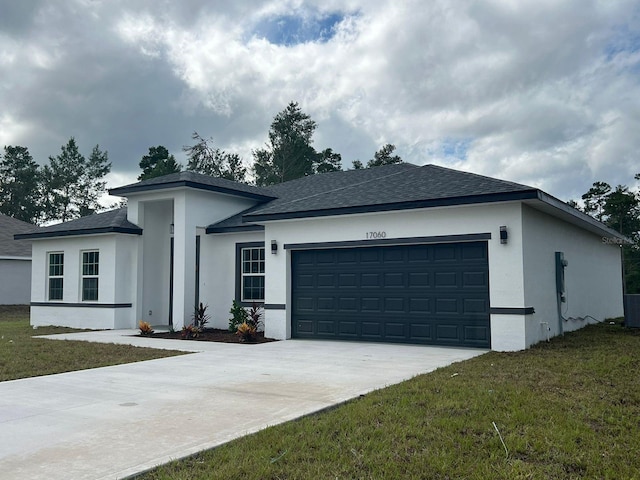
[109,180,276,202]
[206,224,265,234]
[531,191,630,242]
[242,190,540,223]
[14,226,143,240]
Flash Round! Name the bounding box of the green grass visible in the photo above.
[139,320,640,480]
[0,306,187,382]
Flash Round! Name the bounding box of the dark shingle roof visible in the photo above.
[242,163,537,222]
[206,163,537,232]
[109,171,276,201]
[0,214,38,257]
[14,208,142,240]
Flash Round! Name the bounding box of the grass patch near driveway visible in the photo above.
[140,321,640,480]
[0,306,186,382]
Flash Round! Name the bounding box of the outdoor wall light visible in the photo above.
[271,240,278,254]
[170,223,174,234]
[500,226,508,244]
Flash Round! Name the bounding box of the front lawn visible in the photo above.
[139,320,640,479]
[0,306,186,381]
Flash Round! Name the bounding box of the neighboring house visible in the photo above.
[16,164,625,351]
[0,214,38,305]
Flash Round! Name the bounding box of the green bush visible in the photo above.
[228,299,248,333]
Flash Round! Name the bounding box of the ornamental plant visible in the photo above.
[236,322,257,342]
[192,302,210,331]
[138,321,154,335]
[247,302,263,331]
[181,324,198,340]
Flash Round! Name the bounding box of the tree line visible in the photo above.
[0,101,401,225]
[138,101,403,185]
[569,179,640,293]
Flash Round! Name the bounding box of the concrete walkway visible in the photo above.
[0,331,487,480]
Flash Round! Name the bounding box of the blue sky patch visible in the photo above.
[604,23,640,60]
[439,138,472,160]
[251,11,346,46]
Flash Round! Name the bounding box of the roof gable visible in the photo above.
[14,208,142,240]
[109,171,276,201]
[0,214,38,257]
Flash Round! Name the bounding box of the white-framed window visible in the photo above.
[81,250,99,301]
[48,252,64,301]
[241,246,265,302]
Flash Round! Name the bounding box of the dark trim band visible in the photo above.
[206,224,265,234]
[31,302,133,308]
[284,233,491,251]
[244,190,539,223]
[15,226,142,240]
[264,304,286,310]
[490,307,535,315]
[110,180,275,202]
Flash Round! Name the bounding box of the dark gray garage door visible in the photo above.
[291,242,490,347]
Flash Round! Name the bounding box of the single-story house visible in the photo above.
[0,214,38,305]
[16,163,625,351]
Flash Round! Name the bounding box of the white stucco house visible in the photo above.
[0,214,37,305]
[16,163,625,351]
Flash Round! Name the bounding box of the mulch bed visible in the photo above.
[142,328,276,344]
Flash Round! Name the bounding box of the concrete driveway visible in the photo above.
[0,331,486,480]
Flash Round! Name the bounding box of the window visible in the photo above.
[48,252,64,301]
[241,246,265,302]
[81,251,99,301]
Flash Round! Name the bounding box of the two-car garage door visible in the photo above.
[291,242,490,348]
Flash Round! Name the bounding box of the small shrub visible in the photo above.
[139,321,154,335]
[229,299,248,333]
[181,324,198,340]
[236,322,257,342]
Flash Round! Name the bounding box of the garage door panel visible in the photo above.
[408,272,430,287]
[292,242,489,347]
[338,297,358,311]
[317,297,335,311]
[383,272,404,287]
[435,272,457,287]
[435,298,458,313]
[296,319,314,333]
[338,321,358,335]
[463,271,487,287]
[409,297,431,313]
[361,297,381,312]
[410,323,432,340]
[464,325,490,343]
[463,298,487,313]
[384,297,405,312]
[436,324,460,342]
[317,319,335,334]
[338,273,357,287]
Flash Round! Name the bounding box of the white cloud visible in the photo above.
[1,0,639,202]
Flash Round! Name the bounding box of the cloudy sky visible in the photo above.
[1,0,639,204]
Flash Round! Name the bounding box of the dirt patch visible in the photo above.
[142,328,277,344]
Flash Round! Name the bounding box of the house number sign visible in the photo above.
[365,231,387,239]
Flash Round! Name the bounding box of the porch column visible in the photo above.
[172,192,197,329]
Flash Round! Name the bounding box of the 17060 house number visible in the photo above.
[366,231,387,239]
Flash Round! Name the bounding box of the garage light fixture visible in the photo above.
[500,226,508,244]
[271,240,278,254]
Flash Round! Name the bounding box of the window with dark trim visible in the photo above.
[81,251,99,301]
[48,252,64,300]
[235,242,265,305]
